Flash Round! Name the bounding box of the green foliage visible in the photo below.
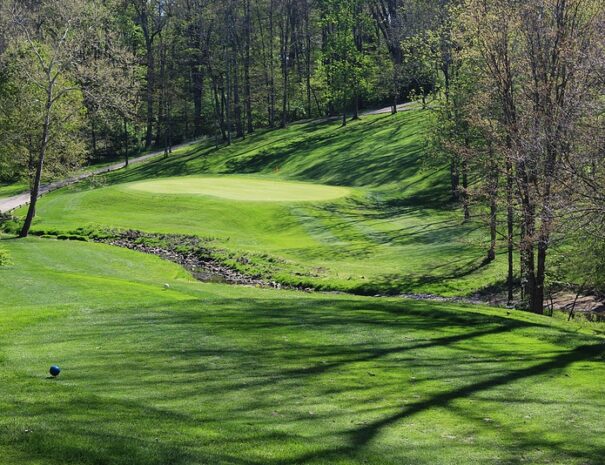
[550,233,605,294]
[0,246,9,265]
[0,41,86,182]
[317,0,373,113]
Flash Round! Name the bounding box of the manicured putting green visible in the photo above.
[126,175,351,202]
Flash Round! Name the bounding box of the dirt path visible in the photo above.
[0,140,199,214]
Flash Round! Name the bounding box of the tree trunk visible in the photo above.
[280,2,290,129]
[534,241,547,314]
[487,154,499,262]
[212,80,226,141]
[390,55,401,114]
[192,64,203,137]
[144,35,155,148]
[91,118,97,159]
[269,0,276,128]
[233,52,243,138]
[352,95,360,120]
[156,34,166,147]
[305,5,312,117]
[21,101,51,238]
[520,202,537,311]
[225,50,232,145]
[450,158,460,201]
[124,118,129,167]
[506,160,514,304]
[461,159,470,222]
[244,0,253,134]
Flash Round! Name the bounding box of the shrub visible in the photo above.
[56,234,88,241]
[0,247,10,266]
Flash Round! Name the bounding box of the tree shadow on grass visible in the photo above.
[4,295,605,465]
[225,113,428,188]
[350,255,492,296]
[349,342,605,442]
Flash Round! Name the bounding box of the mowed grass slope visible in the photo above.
[0,182,27,200]
[1,238,605,465]
[17,110,506,296]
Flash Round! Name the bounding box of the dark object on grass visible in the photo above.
[49,365,61,377]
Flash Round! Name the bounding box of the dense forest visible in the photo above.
[1,0,604,315]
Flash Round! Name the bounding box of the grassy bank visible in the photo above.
[11,110,508,296]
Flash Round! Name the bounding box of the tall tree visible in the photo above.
[0,0,134,237]
[460,0,604,312]
[131,0,169,148]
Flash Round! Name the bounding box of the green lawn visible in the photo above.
[0,182,27,200]
[1,238,604,465]
[127,175,352,201]
[14,110,508,296]
[2,109,605,464]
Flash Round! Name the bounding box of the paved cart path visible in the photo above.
[0,141,199,214]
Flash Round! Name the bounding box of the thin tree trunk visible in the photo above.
[91,118,97,159]
[21,98,51,238]
[225,48,232,145]
[144,35,154,148]
[256,3,271,128]
[233,52,243,138]
[124,118,129,167]
[534,241,547,314]
[353,95,360,120]
[568,283,585,321]
[520,201,536,311]
[450,158,460,201]
[280,1,290,129]
[192,64,203,137]
[244,0,253,134]
[305,3,312,117]
[506,160,514,304]
[461,157,470,222]
[269,0,276,128]
[212,80,226,141]
[487,153,499,262]
[156,33,165,147]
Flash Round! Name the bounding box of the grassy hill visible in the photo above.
[3,109,604,464]
[12,109,507,296]
[1,237,604,465]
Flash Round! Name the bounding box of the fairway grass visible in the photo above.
[127,176,352,202]
[1,238,605,465]
[13,110,509,296]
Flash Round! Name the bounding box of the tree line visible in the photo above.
[432,0,605,313]
[1,0,604,314]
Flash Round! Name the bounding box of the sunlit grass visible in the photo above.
[15,110,508,296]
[1,238,604,465]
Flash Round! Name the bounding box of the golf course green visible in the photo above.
[127,176,352,202]
[2,108,604,464]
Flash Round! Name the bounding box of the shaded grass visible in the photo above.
[1,238,604,465]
